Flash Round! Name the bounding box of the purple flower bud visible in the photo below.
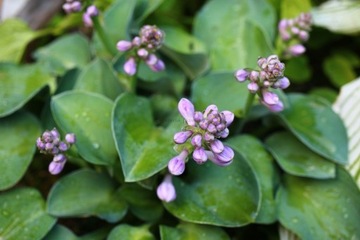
[278,19,288,31]
[205,150,232,166]
[191,134,202,148]
[132,37,141,47]
[288,44,306,56]
[204,105,218,118]
[291,27,300,34]
[257,57,267,69]
[116,40,133,52]
[263,81,271,87]
[247,82,259,93]
[157,175,176,202]
[173,130,192,144]
[52,147,59,155]
[86,5,98,17]
[178,98,195,126]
[71,1,82,12]
[207,124,217,134]
[220,110,234,126]
[65,133,76,144]
[62,3,72,14]
[210,139,224,154]
[193,147,207,164]
[137,48,148,58]
[249,71,259,81]
[45,142,54,151]
[259,71,267,81]
[204,132,215,141]
[36,137,45,150]
[194,111,203,122]
[146,54,158,66]
[168,151,187,176]
[83,13,93,27]
[42,131,52,142]
[124,57,137,76]
[280,31,291,41]
[216,123,226,132]
[58,142,68,151]
[298,30,309,41]
[261,99,284,112]
[263,91,280,105]
[218,128,229,138]
[149,59,165,72]
[274,77,290,89]
[49,161,66,175]
[216,146,234,162]
[199,120,208,130]
[235,69,249,82]
[53,153,67,162]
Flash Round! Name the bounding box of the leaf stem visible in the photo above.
[235,93,255,134]
[92,16,117,56]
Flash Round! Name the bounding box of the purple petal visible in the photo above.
[53,154,67,162]
[36,137,45,150]
[49,161,66,175]
[216,146,234,163]
[235,69,249,82]
[157,175,176,202]
[168,156,186,176]
[191,134,202,147]
[58,142,68,151]
[149,59,165,72]
[65,133,76,144]
[178,98,195,126]
[261,99,284,112]
[194,111,203,122]
[210,139,224,154]
[221,110,234,126]
[204,104,218,118]
[204,132,214,141]
[117,40,133,52]
[86,5,98,17]
[275,77,290,89]
[173,130,192,144]
[124,57,137,76]
[288,44,306,56]
[262,91,280,105]
[193,147,207,164]
[247,82,259,93]
[146,54,157,66]
[205,151,232,166]
[82,13,93,27]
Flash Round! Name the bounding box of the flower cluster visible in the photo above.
[116,25,165,76]
[235,55,290,112]
[36,128,76,175]
[62,0,82,14]
[82,5,99,27]
[156,98,235,202]
[278,12,312,57]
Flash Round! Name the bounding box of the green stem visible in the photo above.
[235,93,255,134]
[92,16,117,56]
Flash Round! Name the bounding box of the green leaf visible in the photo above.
[227,135,278,224]
[43,225,79,240]
[112,93,182,182]
[119,184,163,222]
[0,63,54,117]
[280,0,312,18]
[309,87,338,104]
[165,155,260,227]
[191,72,249,117]
[266,132,336,179]
[277,168,360,239]
[333,77,360,187]
[0,111,41,190]
[107,224,155,240]
[0,19,38,63]
[312,1,360,35]
[160,26,209,79]
[0,188,56,240]
[284,56,312,84]
[193,0,275,71]
[34,33,91,75]
[134,0,164,24]
[279,94,348,165]
[47,169,127,223]
[160,222,230,240]
[93,0,137,57]
[74,58,124,100]
[51,91,117,165]
[323,53,356,88]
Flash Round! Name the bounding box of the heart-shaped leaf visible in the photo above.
[74,58,125,100]
[0,111,41,190]
[0,63,54,117]
[0,19,38,63]
[34,33,91,75]
[51,91,117,165]
[161,26,209,79]
[112,93,182,182]
[43,225,78,240]
[193,0,275,71]
[165,153,260,227]
[279,94,348,165]
[266,132,336,179]
[277,168,360,239]
[107,224,155,240]
[227,135,278,224]
[160,222,230,240]
[0,188,56,240]
[47,169,127,223]
[191,72,249,117]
